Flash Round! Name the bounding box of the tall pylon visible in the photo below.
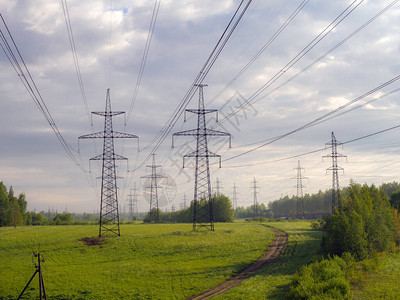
[141,154,166,223]
[250,178,259,217]
[323,132,347,213]
[293,160,307,217]
[79,89,138,237]
[127,183,138,220]
[173,84,231,231]
[213,178,222,196]
[231,182,239,210]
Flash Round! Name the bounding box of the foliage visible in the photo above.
[288,255,352,300]
[381,181,400,198]
[235,203,273,219]
[0,182,27,227]
[390,190,400,211]
[321,182,395,260]
[267,181,400,219]
[161,194,234,223]
[268,190,332,219]
[143,208,162,223]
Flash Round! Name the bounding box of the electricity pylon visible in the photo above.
[127,183,138,220]
[231,182,239,210]
[173,84,231,231]
[323,132,346,214]
[250,178,259,217]
[213,178,222,196]
[293,160,307,218]
[141,154,166,223]
[79,89,138,236]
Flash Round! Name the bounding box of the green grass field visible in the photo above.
[0,222,277,299]
[212,221,323,299]
[353,251,400,299]
[10,221,390,299]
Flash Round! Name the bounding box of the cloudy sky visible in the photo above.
[1,0,400,214]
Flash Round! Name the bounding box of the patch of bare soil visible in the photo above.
[79,236,105,246]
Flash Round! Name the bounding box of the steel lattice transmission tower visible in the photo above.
[79,89,138,236]
[293,160,307,217]
[323,132,346,214]
[250,178,259,217]
[141,154,166,223]
[173,84,231,231]
[127,183,138,220]
[213,178,222,196]
[231,182,239,210]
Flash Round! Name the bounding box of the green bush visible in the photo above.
[288,256,352,299]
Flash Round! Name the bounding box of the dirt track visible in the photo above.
[187,225,288,300]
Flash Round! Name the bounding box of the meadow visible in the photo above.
[0,222,277,299]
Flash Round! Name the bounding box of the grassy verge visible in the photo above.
[212,220,322,299]
[352,251,400,299]
[0,222,274,299]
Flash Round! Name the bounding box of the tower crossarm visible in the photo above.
[186,108,217,114]
[89,154,128,161]
[173,129,198,136]
[79,131,105,139]
[113,132,138,139]
[92,111,125,117]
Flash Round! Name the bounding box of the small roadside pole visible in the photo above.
[18,252,47,300]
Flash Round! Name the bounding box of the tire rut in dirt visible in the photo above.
[187,226,288,300]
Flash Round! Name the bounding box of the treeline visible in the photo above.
[234,203,273,219]
[0,182,27,226]
[145,195,234,223]
[24,211,99,225]
[289,181,400,299]
[268,181,400,219]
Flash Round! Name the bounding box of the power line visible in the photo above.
[221,73,400,163]
[136,0,253,171]
[126,0,162,124]
[223,123,400,168]
[60,0,91,124]
[250,0,400,108]
[0,13,81,168]
[216,0,365,127]
[207,0,309,106]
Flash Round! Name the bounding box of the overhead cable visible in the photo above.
[126,0,162,124]
[0,13,81,168]
[222,73,400,162]
[136,0,253,170]
[216,0,365,127]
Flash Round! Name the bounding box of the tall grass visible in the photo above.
[0,223,273,299]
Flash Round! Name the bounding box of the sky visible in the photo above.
[1,0,400,214]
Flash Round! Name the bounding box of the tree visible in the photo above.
[390,190,400,210]
[213,195,234,222]
[0,182,10,226]
[321,182,394,260]
[143,208,162,223]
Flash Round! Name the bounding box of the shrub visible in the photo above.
[288,256,352,299]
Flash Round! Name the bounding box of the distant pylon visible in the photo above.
[231,182,239,210]
[293,160,307,217]
[127,183,138,220]
[79,89,138,236]
[323,132,347,213]
[250,178,259,217]
[173,84,231,231]
[213,178,222,196]
[183,194,187,209]
[141,154,166,223]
